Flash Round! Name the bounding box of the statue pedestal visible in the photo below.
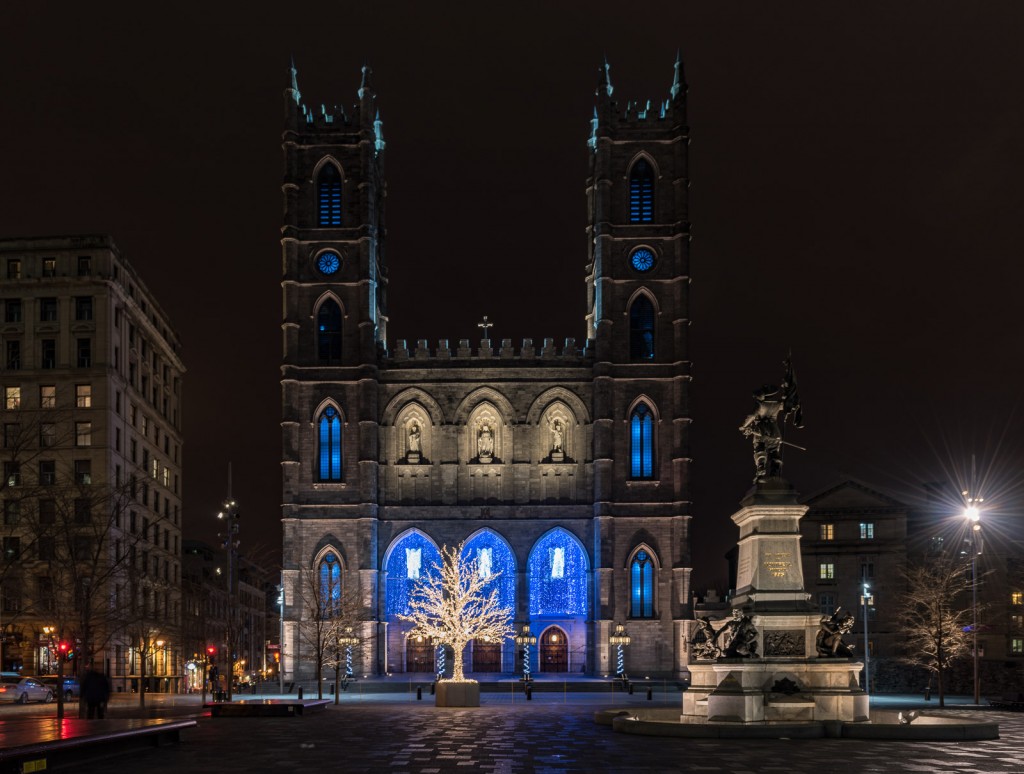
[478,455,492,465]
[407,451,421,464]
[550,451,564,463]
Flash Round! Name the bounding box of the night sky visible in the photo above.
[4,3,1024,588]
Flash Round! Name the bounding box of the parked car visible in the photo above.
[0,677,53,704]
[40,676,80,700]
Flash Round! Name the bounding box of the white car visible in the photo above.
[0,678,53,704]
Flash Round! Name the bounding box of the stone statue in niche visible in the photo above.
[738,356,804,483]
[406,421,421,464]
[548,418,565,463]
[815,609,856,658]
[477,424,494,463]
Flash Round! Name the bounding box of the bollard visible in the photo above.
[628,684,634,695]
[526,686,532,701]
[430,682,436,696]
[924,686,931,701]
[646,687,653,701]
[416,686,423,700]
[298,686,304,700]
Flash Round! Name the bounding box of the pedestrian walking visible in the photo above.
[82,665,112,719]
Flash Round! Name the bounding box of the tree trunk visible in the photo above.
[316,654,323,699]
[937,621,945,708]
[452,643,464,682]
[334,657,340,705]
[139,644,147,709]
[56,653,65,721]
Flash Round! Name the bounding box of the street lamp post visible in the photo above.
[608,623,631,681]
[964,494,983,705]
[513,623,536,683]
[336,626,359,704]
[861,582,872,695]
[217,490,240,702]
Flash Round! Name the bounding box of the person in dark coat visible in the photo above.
[82,666,112,719]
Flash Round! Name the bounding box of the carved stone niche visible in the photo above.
[469,405,502,465]
[397,406,430,465]
[541,404,574,464]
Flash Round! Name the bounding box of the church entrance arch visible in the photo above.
[539,626,568,673]
[472,639,502,673]
[406,635,435,673]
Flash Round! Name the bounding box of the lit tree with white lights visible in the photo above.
[398,542,514,682]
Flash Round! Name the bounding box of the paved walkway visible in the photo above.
[63,693,1024,773]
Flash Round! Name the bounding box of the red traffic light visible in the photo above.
[58,641,69,653]
[206,646,216,656]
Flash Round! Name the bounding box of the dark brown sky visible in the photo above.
[3,2,1024,586]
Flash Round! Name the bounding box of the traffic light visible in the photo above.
[273,652,280,663]
[206,645,216,659]
[58,641,73,661]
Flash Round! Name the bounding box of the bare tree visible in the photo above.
[398,542,514,683]
[897,554,976,707]
[295,564,345,699]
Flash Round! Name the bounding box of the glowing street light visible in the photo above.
[963,490,984,705]
[513,623,537,683]
[861,583,873,695]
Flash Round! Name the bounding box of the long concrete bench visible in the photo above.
[0,717,195,772]
[206,699,331,717]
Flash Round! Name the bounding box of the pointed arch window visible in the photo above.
[630,404,655,479]
[318,406,342,481]
[319,552,342,617]
[317,300,342,364]
[317,164,342,226]
[629,295,655,360]
[630,549,655,618]
[629,158,654,223]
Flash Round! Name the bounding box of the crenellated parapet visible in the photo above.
[386,337,592,362]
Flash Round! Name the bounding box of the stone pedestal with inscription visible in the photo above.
[683,480,868,723]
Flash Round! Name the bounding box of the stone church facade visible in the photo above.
[280,59,693,679]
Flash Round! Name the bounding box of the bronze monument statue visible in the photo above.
[815,608,856,658]
[691,617,724,661]
[739,356,804,482]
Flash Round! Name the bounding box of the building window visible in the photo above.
[40,385,55,408]
[1012,638,1024,656]
[75,421,92,447]
[41,258,56,277]
[77,256,91,276]
[318,552,342,617]
[629,403,655,479]
[317,301,342,364]
[37,537,55,561]
[820,523,834,541]
[317,163,342,226]
[74,498,91,524]
[3,537,20,560]
[40,339,56,369]
[528,528,589,616]
[77,338,91,368]
[630,548,655,618]
[39,460,55,486]
[74,297,93,321]
[40,422,55,447]
[859,522,875,540]
[1011,614,1023,630]
[629,158,655,223]
[5,387,20,409]
[318,406,342,481]
[76,384,92,408]
[74,460,91,485]
[3,462,19,487]
[3,501,19,525]
[2,423,17,448]
[819,562,835,580]
[4,299,21,323]
[861,561,874,580]
[5,341,19,370]
[6,260,21,280]
[629,295,655,360]
[1012,592,1023,606]
[39,298,57,322]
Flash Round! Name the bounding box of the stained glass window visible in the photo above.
[319,552,341,617]
[630,549,654,618]
[629,158,654,223]
[528,529,588,616]
[629,295,655,360]
[318,406,342,481]
[630,404,654,479]
[317,300,342,364]
[461,530,515,614]
[317,164,342,226]
[385,531,441,616]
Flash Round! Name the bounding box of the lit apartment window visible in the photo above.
[76,384,92,408]
[5,387,21,410]
[819,562,835,580]
[40,423,56,447]
[75,421,92,447]
[40,385,55,408]
[859,522,875,540]
[1012,592,1023,606]
[41,258,56,278]
[1012,638,1024,656]
[74,460,91,485]
[820,523,834,541]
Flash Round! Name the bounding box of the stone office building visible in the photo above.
[280,59,693,679]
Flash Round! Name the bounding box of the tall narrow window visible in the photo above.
[317,301,342,364]
[630,404,654,479]
[630,549,655,618]
[319,552,342,617]
[317,164,342,226]
[318,406,342,481]
[629,295,655,360]
[629,158,654,223]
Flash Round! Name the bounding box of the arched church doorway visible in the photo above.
[472,639,501,672]
[406,635,435,673]
[539,626,568,672]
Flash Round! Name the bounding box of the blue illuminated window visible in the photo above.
[462,530,516,616]
[317,300,342,364]
[317,164,342,226]
[319,552,342,617]
[629,158,654,223]
[318,406,342,481]
[385,531,442,616]
[630,404,654,479]
[630,549,654,618]
[528,529,588,616]
[629,295,655,360]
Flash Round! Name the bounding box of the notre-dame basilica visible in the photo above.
[280,57,692,679]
